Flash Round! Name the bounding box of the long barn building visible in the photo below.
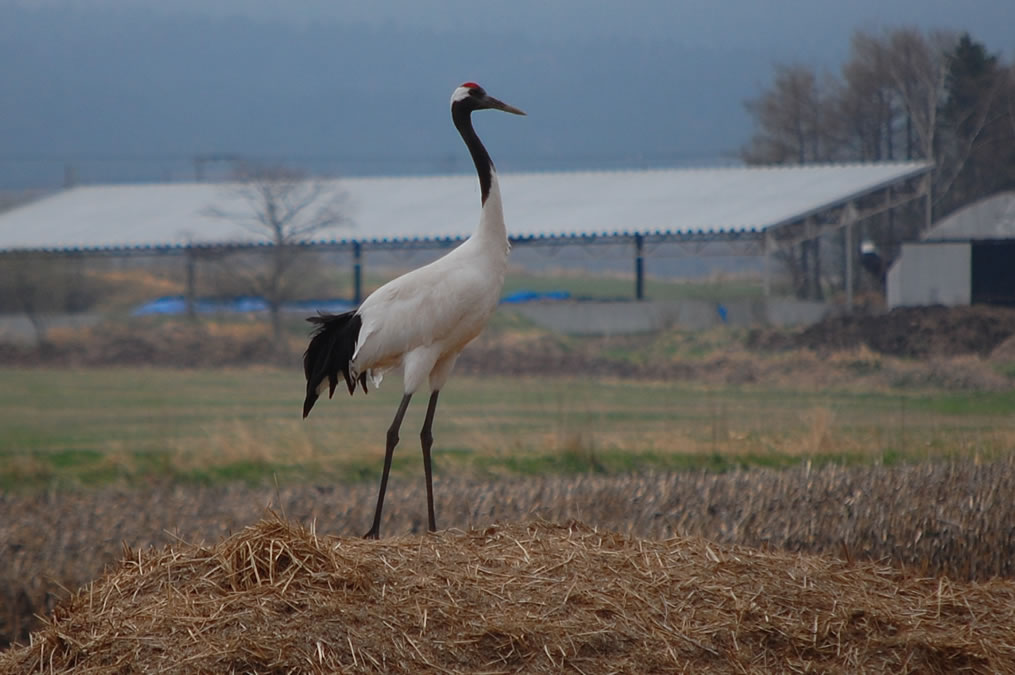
[0,162,931,313]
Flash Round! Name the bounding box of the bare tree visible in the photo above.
[206,163,348,342]
[826,28,1014,222]
[742,65,842,299]
[1008,64,1015,139]
[5,258,53,350]
[0,255,99,351]
[936,34,1015,216]
[882,28,954,163]
[832,30,901,162]
[846,28,955,257]
[741,64,835,165]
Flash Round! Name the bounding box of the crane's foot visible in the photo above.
[363,527,380,540]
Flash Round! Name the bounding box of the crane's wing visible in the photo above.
[352,254,502,371]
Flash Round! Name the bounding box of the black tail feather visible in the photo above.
[302,310,364,418]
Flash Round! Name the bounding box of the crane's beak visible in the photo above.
[483,95,526,116]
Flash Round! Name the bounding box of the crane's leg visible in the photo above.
[420,390,441,532]
[364,393,413,539]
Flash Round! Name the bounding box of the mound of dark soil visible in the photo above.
[0,322,292,368]
[3,308,1015,389]
[750,305,1015,358]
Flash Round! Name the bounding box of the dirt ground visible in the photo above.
[2,305,1015,391]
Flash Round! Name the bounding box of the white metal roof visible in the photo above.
[923,191,1015,241]
[0,162,930,253]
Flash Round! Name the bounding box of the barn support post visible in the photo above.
[634,233,645,301]
[803,217,816,300]
[762,229,772,297]
[184,249,197,319]
[811,225,823,301]
[352,241,363,305]
[845,221,853,310]
[886,185,895,257]
[843,203,857,312]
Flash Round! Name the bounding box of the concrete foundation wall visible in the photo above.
[0,313,102,345]
[512,298,830,335]
[887,242,971,309]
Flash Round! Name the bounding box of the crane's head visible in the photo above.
[451,82,526,116]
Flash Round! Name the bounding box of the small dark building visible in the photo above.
[888,192,1015,308]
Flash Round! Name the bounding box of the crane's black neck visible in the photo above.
[452,102,495,205]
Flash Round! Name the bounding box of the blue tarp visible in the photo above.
[132,296,356,316]
[283,299,358,314]
[132,296,269,316]
[500,290,571,304]
[133,291,568,316]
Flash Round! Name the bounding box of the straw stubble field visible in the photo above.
[4,458,1015,671]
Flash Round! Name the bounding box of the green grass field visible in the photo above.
[2,367,1013,491]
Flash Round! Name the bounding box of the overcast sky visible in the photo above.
[2,1,1012,188]
[27,0,1013,48]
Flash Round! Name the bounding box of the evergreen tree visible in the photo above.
[938,33,1015,215]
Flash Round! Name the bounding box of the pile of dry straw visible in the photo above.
[3,516,1014,673]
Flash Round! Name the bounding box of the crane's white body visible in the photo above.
[350,171,510,394]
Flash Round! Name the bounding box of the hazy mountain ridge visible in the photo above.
[1,2,1011,188]
[0,4,780,186]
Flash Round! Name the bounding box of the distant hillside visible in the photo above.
[2,1,1011,189]
[0,5,760,187]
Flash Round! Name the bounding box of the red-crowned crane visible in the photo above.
[302,83,525,538]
